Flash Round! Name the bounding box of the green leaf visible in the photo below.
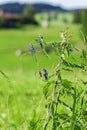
[43,82,52,99]
[43,81,55,99]
[0,70,9,80]
[81,96,84,106]
[62,79,72,89]
[43,84,49,99]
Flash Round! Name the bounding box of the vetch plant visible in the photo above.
[22,29,87,130]
[39,68,48,80]
[30,43,35,53]
[36,30,87,130]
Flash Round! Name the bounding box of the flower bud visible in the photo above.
[29,43,35,53]
[42,68,48,80]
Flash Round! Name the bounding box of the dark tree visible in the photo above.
[20,4,38,25]
[82,9,87,42]
[73,10,81,23]
[23,5,35,20]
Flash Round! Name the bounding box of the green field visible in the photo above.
[0,21,87,129]
[0,23,81,70]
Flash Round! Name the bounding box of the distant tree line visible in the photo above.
[0,4,38,28]
[73,10,82,23]
[20,5,38,25]
[73,9,87,42]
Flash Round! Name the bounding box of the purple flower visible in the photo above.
[42,68,48,80]
[29,43,35,53]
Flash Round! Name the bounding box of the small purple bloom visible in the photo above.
[29,43,35,53]
[42,68,48,80]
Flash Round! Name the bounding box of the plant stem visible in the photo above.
[71,87,77,130]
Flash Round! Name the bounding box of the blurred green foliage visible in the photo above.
[73,10,82,23]
[82,9,87,42]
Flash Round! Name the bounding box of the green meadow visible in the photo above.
[0,23,81,70]
[0,15,87,129]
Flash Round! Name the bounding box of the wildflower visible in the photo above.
[29,43,35,53]
[42,68,48,80]
[61,32,66,43]
[38,35,43,42]
[38,35,43,48]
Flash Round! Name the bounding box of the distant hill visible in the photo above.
[33,3,66,12]
[0,3,66,14]
[0,3,24,14]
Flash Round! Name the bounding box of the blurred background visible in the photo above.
[0,0,87,28]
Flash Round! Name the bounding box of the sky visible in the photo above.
[0,0,87,9]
